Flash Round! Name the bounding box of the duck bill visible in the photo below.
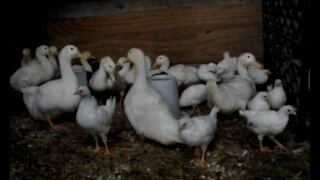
[108,71,116,83]
[80,58,93,72]
[292,108,298,115]
[151,63,160,70]
[252,60,263,69]
[116,57,129,66]
[73,90,81,95]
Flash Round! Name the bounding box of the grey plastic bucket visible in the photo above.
[72,65,88,87]
[148,74,181,119]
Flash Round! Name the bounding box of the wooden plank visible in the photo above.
[48,0,259,19]
[47,3,263,64]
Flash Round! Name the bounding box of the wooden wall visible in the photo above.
[47,1,262,64]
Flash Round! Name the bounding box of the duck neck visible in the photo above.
[59,55,76,81]
[22,54,31,64]
[96,65,106,77]
[207,79,219,98]
[134,58,148,86]
[237,62,251,80]
[145,57,151,72]
[36,54,49,66]
[207,79,226,106]
[98,63,105,72]
[48,54,58,71]
[160,60,170,72]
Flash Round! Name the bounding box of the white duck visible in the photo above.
[89,56,116,92]
[116,57,136,85]
[10,45,52,91]
[239,105,297,152]
[236,53,263,78]
[207,53,262,114]
[78,51,93,73]
[267,79,287,109]
[248,65,271,85]
[178,106,220,166]
[20,45,88,130]
[151,55,200,87]
[48,45,60,78]
[117,55,152,84]
[74,86,116,156]
[20,48,32,67]
[247,91,270,111]
[124,48,182,145]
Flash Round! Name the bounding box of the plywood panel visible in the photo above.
[47,3,262,64]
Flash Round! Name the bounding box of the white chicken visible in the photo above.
[239,105,296,152]
[267,79,287,109]
[248,65,271,85]
[74,86,116,156]
[216,51,237,81]
[247,91,270,111]
[178,106,220,166]
[179,84,207,115]
[197,63,220,82]
[179,62,220,115]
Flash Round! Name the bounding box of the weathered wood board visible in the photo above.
[47,2,262,64]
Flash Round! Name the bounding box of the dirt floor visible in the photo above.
[10,105,310,180]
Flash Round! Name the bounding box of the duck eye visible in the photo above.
[247,55,250,58]
[71,47,74,50]
[160,57,162,59]
[109,65,112,68]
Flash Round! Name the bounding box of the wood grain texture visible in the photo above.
[47,3,263,64]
